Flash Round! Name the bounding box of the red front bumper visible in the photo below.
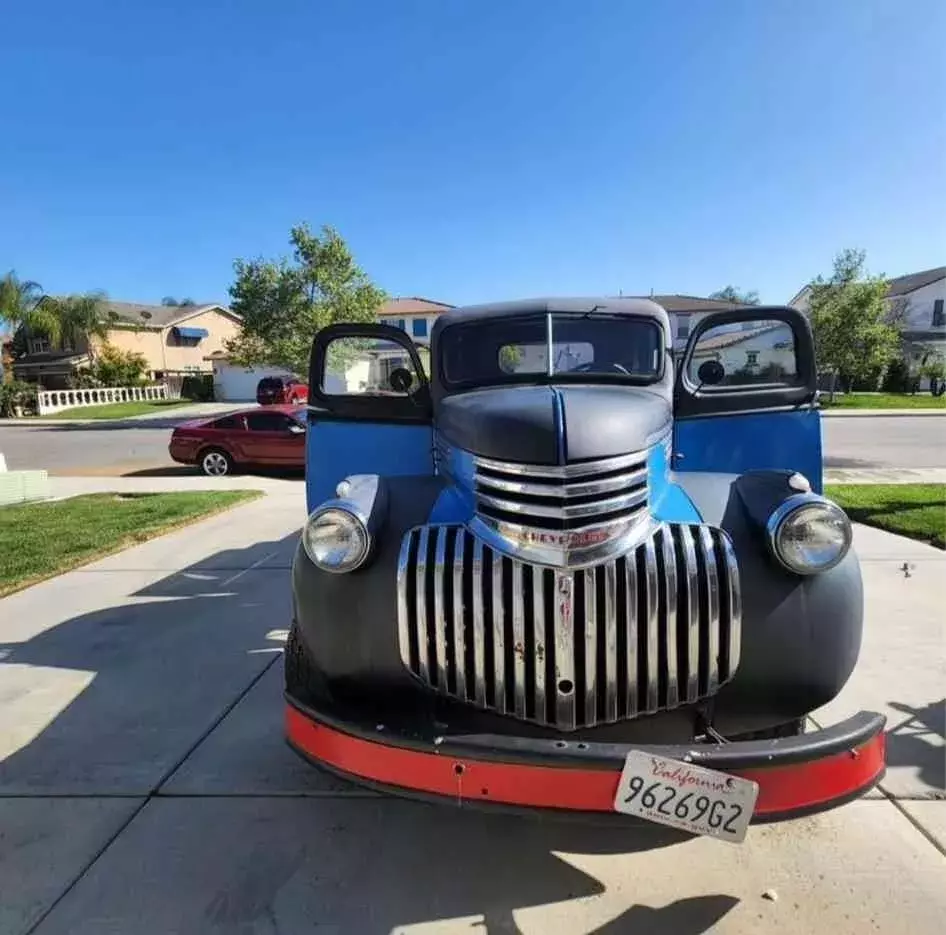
[286,700,886,822]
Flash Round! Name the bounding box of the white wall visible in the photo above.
[896,279,946,332]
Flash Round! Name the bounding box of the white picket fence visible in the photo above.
[36,383,170,416]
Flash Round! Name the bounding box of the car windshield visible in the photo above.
[258,378,283,390]
[440,313,663,387]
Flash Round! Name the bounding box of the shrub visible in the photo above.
[91,344,149,387]
[0,380,38,417]
[881,357,912,393]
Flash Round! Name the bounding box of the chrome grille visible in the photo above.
[396,523,741,730]
[471,451,650,534]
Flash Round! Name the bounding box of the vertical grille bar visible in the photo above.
[660,526,679,708]
[554,572,576,730]
[603,561,618,722]
[533,569,547,723]
[680,526,700,703]
[414,527,431,683]
[492,555,506,713]
[471,538,487,706]
[643,535,660,714]
[699,526,721,693]
[511,561,527,718]
[396,523,741,731]
[452,530,467,701]
[583,568,597,726]
[624,555,639,718]
[432,527,449,691]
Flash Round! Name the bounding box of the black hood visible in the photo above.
[436,384,671,465]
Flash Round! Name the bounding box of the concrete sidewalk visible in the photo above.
[822,408,946,417]
[825,467,946,484]
[0,505,943,933]
[0,402,246,428]
[47,473,304,499]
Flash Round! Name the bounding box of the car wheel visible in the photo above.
[199,448,233,477]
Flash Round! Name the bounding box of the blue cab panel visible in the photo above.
[306,418,433,512]
[673,408,823,493]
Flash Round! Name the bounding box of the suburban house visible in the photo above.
[643,295,758,352]
[789,265,946,385]
[12,301,242,390]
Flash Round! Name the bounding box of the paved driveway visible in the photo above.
[0,490,943,934]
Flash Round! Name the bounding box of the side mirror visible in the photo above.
[697,360,725,386]
[389,367,414,393]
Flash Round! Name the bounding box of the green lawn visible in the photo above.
[0,490,262,596]
[820,393,946,409]
[38,398,196,420]
[826,484,946,549]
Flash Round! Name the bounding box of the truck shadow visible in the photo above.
[0,537,739,934]
[885,699,946,791]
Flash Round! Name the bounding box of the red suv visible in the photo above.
[256,376,308,405]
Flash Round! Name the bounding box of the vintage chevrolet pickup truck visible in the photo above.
[284,297,885,842]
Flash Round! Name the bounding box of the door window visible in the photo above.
[687,320,799,387]
[212,415,244,430]
[321,336,424,397]
[246,412,294,432]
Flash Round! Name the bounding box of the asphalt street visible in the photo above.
[2,413,945,474]
[0,487,943,934]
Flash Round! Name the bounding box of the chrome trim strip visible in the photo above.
[511,560,527,718]
[471,538,487,706]
[396,533,413,672]
[643,534,659,714]
[603,561,618,722]
[414,527,430,683]
[661,526,679,708]
[492,552,505,713]
[474,467,649,499]
[452,530,467,701]
[583,567,597,726]
[625,553,639,717]
[721,529,742,675]
[473,448,650,480]
[700,526,721,693]
[432,527,448,691]
[533,567,547,724]
[554,572,576,730]
[475,485,647,520]
[681,525,700,703]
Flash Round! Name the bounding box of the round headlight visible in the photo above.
[767,495,852,575]
[302,508,369,573]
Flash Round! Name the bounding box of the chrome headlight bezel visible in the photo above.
[302,506,370,574]
[766,493,853,576]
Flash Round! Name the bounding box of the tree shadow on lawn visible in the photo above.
[0,536,739,935]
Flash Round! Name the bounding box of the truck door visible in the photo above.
[672,307,824,491]
[306,323,433,511]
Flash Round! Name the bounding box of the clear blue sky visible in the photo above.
[2,0,944,308]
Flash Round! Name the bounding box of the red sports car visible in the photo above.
[169,405,307,476]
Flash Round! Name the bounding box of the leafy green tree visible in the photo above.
[807,249,899,401]
[709,286,760,305]
[161,296,197,307]
[225,223,385,375]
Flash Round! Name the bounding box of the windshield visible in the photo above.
[440,313,663,388]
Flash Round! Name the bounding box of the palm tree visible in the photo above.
[709,286,760,306]
[0,271,44,329]
[40,292,117,360]
[162,296,197,307]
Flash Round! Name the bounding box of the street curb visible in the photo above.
[820,409,946,418]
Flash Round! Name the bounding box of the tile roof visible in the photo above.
[102,301,237,329]
[886,267,946,296]
[380,297,455,316]
[633,294,757,312]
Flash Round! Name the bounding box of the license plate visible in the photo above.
[613,750,759,843]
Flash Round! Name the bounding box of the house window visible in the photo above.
[412,318,428,338]
[29,337,50,354]
[676,318,690,340]
[933,299,944,328]
[746,351,759,366]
